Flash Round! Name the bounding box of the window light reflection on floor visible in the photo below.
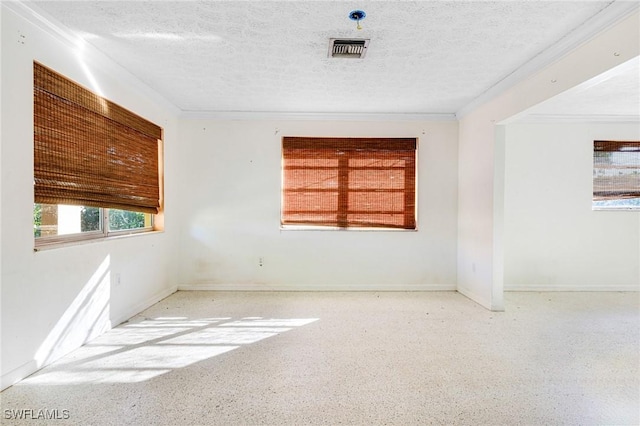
[21,316,319,386]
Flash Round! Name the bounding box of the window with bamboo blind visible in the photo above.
[33,62,162,244]
[282,137,417,229]
[593,140,640,210]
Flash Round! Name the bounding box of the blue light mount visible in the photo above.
[349,10,366,30]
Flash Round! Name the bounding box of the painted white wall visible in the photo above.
[503,122,640,290]
[177,119,458,291]
[457,10,639,310]
[0,6,183,389]
[0,4,4,386]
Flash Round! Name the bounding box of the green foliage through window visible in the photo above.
[109,209,146,231]
[34,203,151,241]
[33,204,42,238]
[81,207,101,232]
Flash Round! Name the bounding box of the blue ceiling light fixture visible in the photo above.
[349,10,366,30]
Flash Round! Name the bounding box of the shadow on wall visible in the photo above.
[21,317,319,385]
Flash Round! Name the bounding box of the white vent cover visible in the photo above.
[328,39,370,59]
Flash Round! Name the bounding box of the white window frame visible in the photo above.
[34,205,155,250]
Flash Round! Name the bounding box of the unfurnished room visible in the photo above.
[0,1,639,425]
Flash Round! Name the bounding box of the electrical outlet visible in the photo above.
[115,273,122,286]
[259,257,264,267]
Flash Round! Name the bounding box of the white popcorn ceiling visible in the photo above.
[31,1,626,114]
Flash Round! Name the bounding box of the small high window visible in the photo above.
[281,137,417,230]
[593,140,640,210]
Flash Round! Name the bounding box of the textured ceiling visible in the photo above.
[29,1,632,115]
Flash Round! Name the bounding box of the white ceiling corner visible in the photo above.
[511,56,640,123]
[16,0,640,120]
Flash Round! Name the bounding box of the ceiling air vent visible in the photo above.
[328,39,370,59]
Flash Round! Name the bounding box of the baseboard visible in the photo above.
[178,283,456,292]
[1,285,178,392]
[505,285,640,292]
[456,285,496,311]
[1,360,39,392]
[111,285,178,326]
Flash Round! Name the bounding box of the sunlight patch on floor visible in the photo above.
[20,316,318,385]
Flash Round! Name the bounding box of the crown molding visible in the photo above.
[3,0,181,116]
[3,1,78,48]
[456,1,640,119]
[179,111,457,121]
[511,113,640,124]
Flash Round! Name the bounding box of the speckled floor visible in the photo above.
[1,291,639,425]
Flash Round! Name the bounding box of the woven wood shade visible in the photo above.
[282,137,416,229]
[593,140,640,201]
[34,62,161,214]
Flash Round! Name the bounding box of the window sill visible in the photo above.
[592,207,640,211]
[34,229,163,252]
[280,225,417,232]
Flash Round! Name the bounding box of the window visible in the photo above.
[33,62,162,247]
[33,204,153,241]
[593,140,640,210]
[282,137,416,229]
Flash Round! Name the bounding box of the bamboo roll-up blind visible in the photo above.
[282,137,416,229]
[593,140,640,201]
[34,62,162,214]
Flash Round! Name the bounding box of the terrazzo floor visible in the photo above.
[1,291,639,425]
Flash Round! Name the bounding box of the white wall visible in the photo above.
[1,5,183,389]
[457,10,639,310]
[177,119,458,291]
[503,122,640,290]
